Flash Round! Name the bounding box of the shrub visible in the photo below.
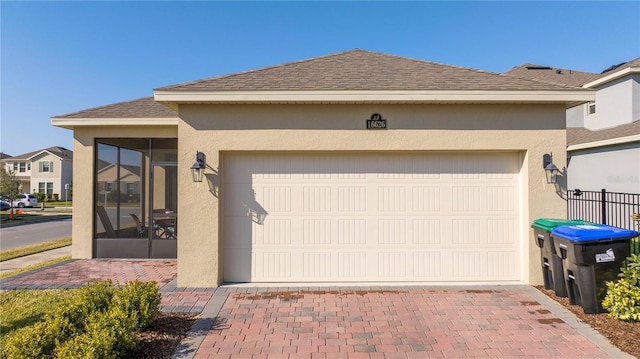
[603,253,640,322]
[114,280,161,330]
[2,280,160,359]
[33,192,46,202]
[55,305,137,359]
[3,280,116,358]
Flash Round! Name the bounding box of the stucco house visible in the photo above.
[1,146,73,200]
[505,58,640,194]
[51,50,594,287]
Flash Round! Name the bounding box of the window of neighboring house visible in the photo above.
[105,182,114,192]
[126,182,136,195]
[12,163,18,171]
[39,161,54,173]
[587,102,596,115]
[27,163,31,171]
[19,162,26,172]
[38,182,54,197]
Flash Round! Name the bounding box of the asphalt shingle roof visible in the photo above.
[503,64,600,88]
[156,49,585,92]
[568,121,640,147]
[54,97,177,119]
[8,146,73,160]
[598,57,640,75]
[505,58,640,88]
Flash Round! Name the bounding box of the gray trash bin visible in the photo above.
[551,224,638,314]
[531,218,595,297]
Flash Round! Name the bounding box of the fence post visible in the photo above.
[601,188,607,224]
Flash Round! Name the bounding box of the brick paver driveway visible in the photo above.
[191,287,621,358]
[0,260,629,358]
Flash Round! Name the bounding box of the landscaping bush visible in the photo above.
[55,305,137,359]
[114,280,161,330]
[2,280,160,359]
[33,192,46,202]
[603,253,640,322]
[2,280,116,358]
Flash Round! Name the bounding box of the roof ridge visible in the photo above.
[155,49,366,91]
[157,49,589,92]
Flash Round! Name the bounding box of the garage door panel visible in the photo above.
[337,219,367,245]
[252,251,292,280]
[223,152,521,283]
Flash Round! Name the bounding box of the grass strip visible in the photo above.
[0,255,71,279]
[0,287,75,349]
[0,213,71,226]
[0,237,71,262]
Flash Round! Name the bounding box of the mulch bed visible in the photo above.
[536,286,639,358]
[126,313,197,359]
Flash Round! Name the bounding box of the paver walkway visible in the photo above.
[0,259,213,314]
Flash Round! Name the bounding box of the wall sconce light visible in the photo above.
[190,151,205,183]
[543,153,559,184]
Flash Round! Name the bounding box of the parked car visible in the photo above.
[0,200,10,211]
[11,194,38,208]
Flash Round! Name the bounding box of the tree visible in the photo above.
[0,167,20,219]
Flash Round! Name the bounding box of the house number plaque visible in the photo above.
[366,113,387,129]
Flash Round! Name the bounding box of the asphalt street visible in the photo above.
[0,218,72,250]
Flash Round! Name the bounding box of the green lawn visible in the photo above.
[45,201,73,207]
[0,237,71,262]
[0,289,75,351]
[0,237,76,350]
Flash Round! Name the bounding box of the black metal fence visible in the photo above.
[567,189,640,254]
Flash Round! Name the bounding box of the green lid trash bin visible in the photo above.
[551,224,638,314]
[531,218,595,297]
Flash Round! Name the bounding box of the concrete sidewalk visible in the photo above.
[0,246,71,274]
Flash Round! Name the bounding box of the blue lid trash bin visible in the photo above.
[551,224,639,314]
[531,218,595,297]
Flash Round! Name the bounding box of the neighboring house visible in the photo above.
[51,49,593,287]
[2,146,73,200]
[505,59,640,193]
[0,152,12,175]
[97,161,142,203]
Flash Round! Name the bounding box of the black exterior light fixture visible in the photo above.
[543,153,559,184]
[190,151,206,183]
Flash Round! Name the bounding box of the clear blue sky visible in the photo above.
[1,1,639,156]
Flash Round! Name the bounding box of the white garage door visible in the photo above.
[223,152,522,283]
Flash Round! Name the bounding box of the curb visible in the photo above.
[0,215,72,228]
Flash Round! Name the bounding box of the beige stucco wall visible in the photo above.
[71,126,177,259]
[176,103,568,287]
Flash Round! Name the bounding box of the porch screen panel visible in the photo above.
[96,143,120,238]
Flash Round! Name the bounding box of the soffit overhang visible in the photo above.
[50,117,179,130]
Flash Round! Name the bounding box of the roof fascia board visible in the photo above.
[154,90,594,105]
[583,67,640,88]
[567,134,640,151]
[50,117,179,129]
